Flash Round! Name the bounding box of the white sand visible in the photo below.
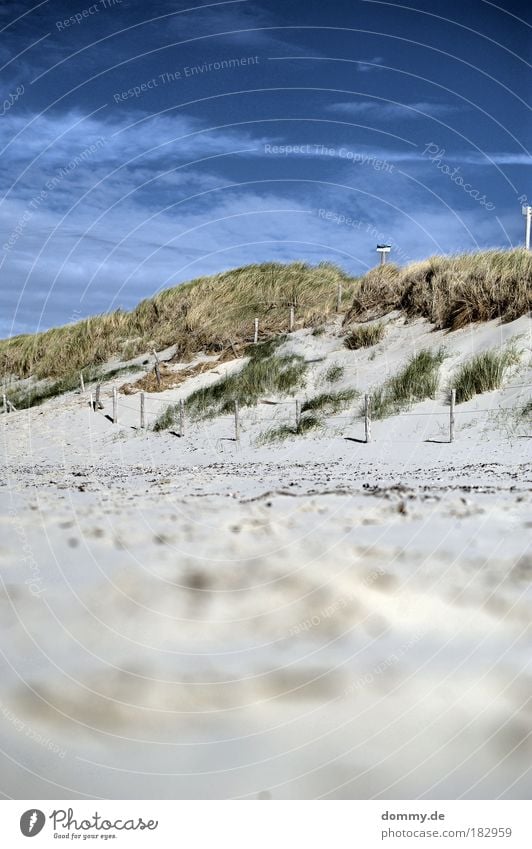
[1,315,530,799]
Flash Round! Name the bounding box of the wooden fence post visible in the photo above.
[94,384,103,410]
[336,283,342,312]
[364,394,372,443]
[450,388,456,443]
[234,400,240,442]
[179,399,185,437]
[112,388,118,424]
[152,349,161,388]
[140,392,145,429]
[89,392,93,411]
[289,306,295,332]
[295,399,301,431]
[254,318,259,344]
[2,393,7,414]
[80,372,85,393]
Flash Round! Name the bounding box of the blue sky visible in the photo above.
[0,0,530,336]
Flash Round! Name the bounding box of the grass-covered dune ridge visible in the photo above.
[345,249,531,330]
[1,249,530,382]
[0,261,355,380]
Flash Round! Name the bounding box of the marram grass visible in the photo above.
[452,348,519,404]
[367,349,445,419]
[1,249,530,385]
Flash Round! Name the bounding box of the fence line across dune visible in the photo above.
[73,383,531,446]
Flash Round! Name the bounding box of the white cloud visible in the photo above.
[356,56,385,72]
[329,101,461,120]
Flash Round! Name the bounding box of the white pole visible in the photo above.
[112,388,118,424]
[80,372,85,392]
[289,306,295,332]
[364,394,372,443]
[179,399,185,437]
[295,399,301,430]
[450,389,456,443]
[234,400,240,442]
[2,393,7,414]
[254,318,259,344]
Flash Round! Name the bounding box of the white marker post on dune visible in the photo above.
[180,399,185,437]
[234,400,240,442]
[450,388,456,443]
[140,392,145,429]
[522,205,532,250]
[364,394,372,443]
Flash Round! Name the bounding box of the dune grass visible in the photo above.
[346,249,532,330]
[368,349,445,419]
[2,249,529,386]
[324,364,344,383]
[153,338,307,430]
[452,349,519,404]
[302,388,358,416]
[4,364,143,410]
[0,262,357,381]
[259,412,322,444]
[344,322,386,350]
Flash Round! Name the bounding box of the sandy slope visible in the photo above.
[0,315,530,799]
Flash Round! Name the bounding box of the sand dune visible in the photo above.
[1,315,530,798]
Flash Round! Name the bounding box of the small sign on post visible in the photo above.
[364,394,372,443]
[376,244,391,266]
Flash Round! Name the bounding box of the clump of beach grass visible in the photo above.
[153,338,307,430]
[452,348,519,404]
[302,388,358,416]
[344,322,386,350]
[4,363,143,409]
[324,364,344,383]
[259,411,322,444]
[367,348,445,419]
